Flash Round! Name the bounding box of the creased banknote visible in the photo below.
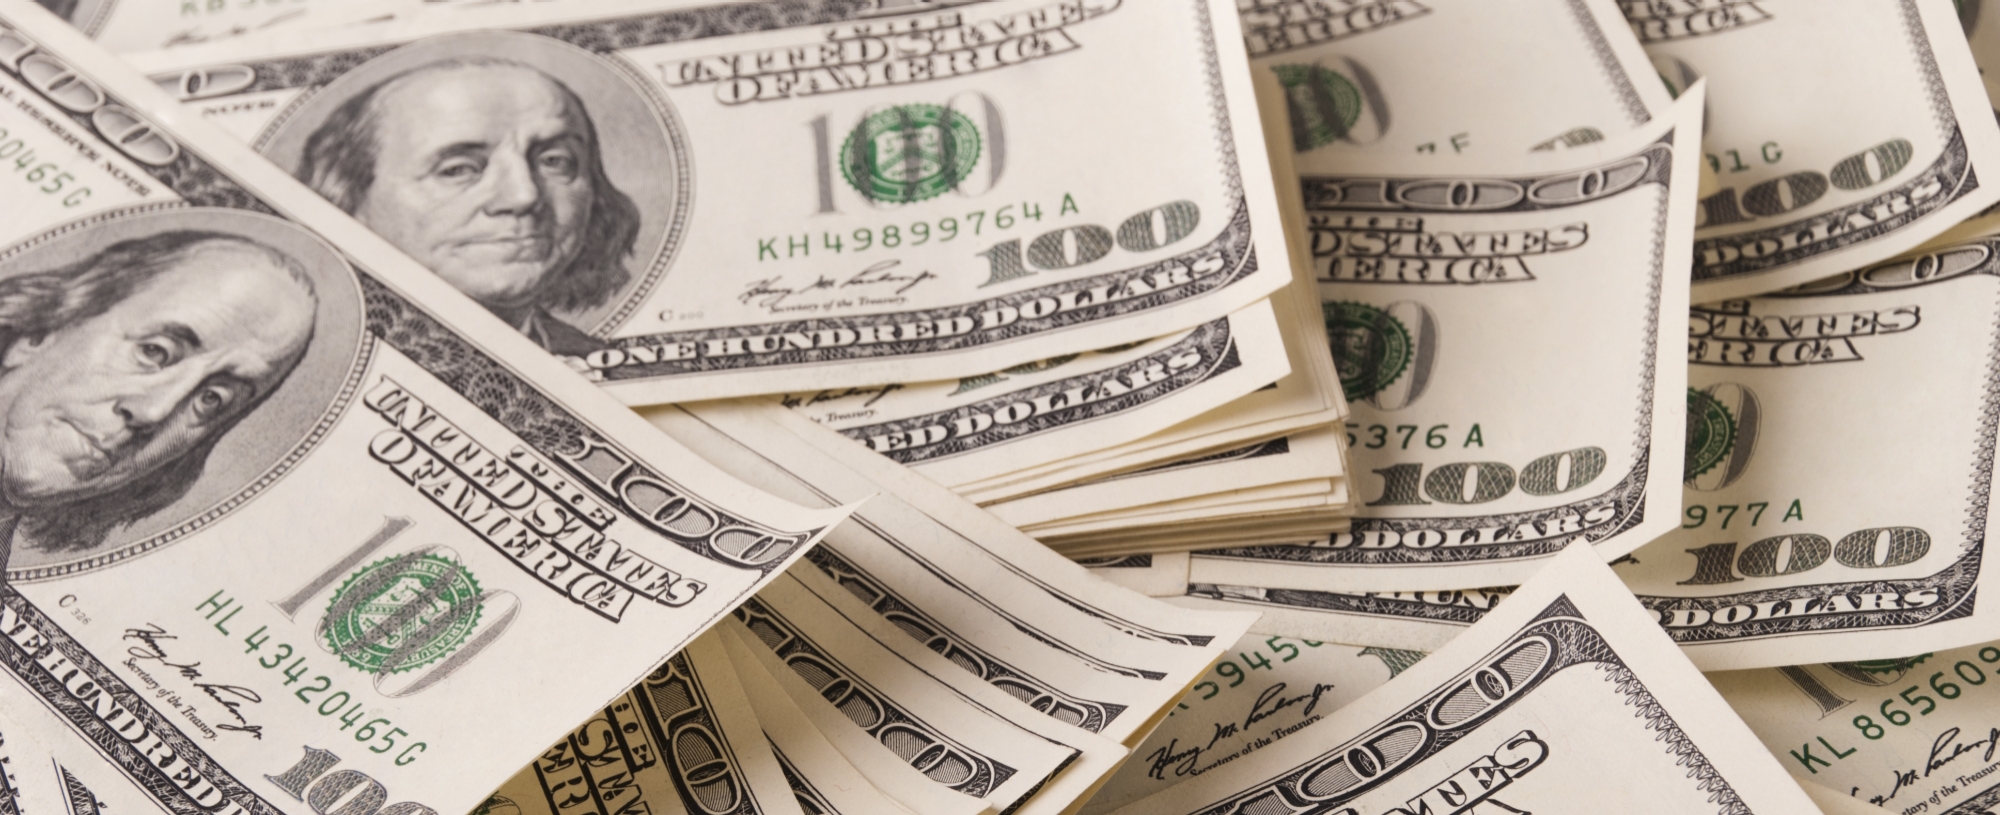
[1186,77,1701,590]
[1611,233,2000,670]
[1105,542,1824,815]
[1711,639,2000,815]
[0,4,854,813]
[1624,0,2000,301]
[129,0,1298,402]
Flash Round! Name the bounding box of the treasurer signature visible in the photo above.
[1144,681,1338,780]
[1872,725,2000,806]
[124,624,264,738]
[741,260,940,310]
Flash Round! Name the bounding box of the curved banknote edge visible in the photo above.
[778,300,1290,490]
[748,573,1130,815]
[1104,542,1823,815]
[1625,0,2000,301]
[127,0,1296,403]
[1168,581,1506,653]
[484,632,805,815]
[987,430,1341,530]
[725,582,1108,815]
[951,269,1345,505]
[735,636,944,815]
[719,621,984,815]
[648,401,1261,747]
[0,5,854,813]
[1616,233,2000,671]
[1080,553,1194,597]
[1184,79,1701,591]
[1077,633,1406,815]
[1710,638,2000,815]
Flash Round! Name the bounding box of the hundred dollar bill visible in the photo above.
[484,631,805,815]
[1185,79,1701,590]
[1709,640,2000,815]
[778,301,1291,491]
[129,0,1298,403]
[1614,234,2000,671]
[649,400,1262,747]
[0,4,853,814]
[1623,0,2000,301]
[1077,633,1413,815]
[1103,542,1826,815]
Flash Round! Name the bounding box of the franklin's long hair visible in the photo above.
[0,231,316,553]
[296,57,642,314]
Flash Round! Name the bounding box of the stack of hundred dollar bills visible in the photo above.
[12,0,2000,813]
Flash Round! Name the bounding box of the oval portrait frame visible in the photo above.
[0,206,370,581]
[254,29,691,337]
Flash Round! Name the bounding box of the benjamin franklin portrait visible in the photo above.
[0,230,318,572]
[295,57,641,355]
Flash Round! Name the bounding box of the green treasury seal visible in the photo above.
[1684,388,1737,482]
[320,554,483,675]
[841,104,982,204]
[1325,301,1411,401]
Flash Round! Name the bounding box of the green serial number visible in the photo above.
[197,590,427,766]
[757,194,1080,261]
[0,127,91,207]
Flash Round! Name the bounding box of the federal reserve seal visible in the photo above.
[320,554,483,675]
[841,104,982,204]
[1684,388,1738,482]
[1325,301,1412,402]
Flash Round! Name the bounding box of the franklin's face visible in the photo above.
[353,64,597,314]
[0,243,315,507]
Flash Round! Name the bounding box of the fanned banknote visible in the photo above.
[648,400,1262,748]
[1624,0,2000,301]
[1710,639,2000,815]
[128,0,1298,402]
[1172,581,1506,653]
[777,301,1291,491]
[0,4,856,813]
[1103,542,1824,815]
[1614,232,2000,671]
[483,631,806,815]
[1185,76,1701,590]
